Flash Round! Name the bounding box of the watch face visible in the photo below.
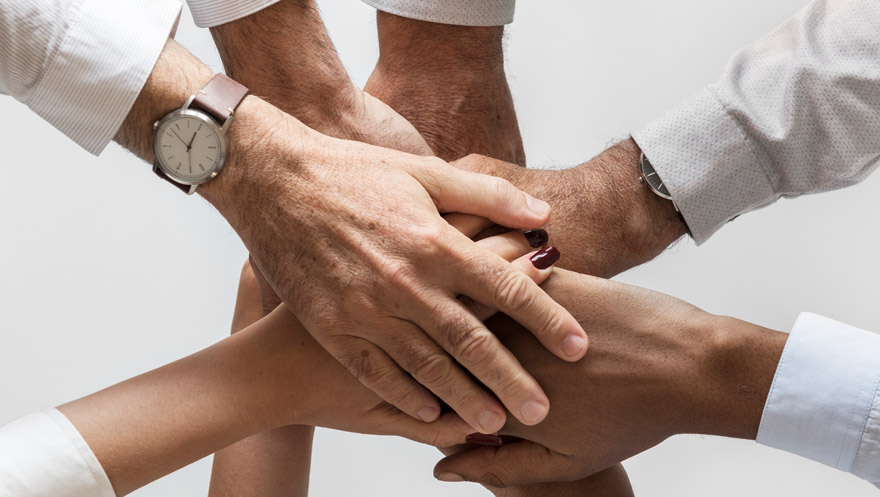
[640,154,672,199]
[154,111,225,184]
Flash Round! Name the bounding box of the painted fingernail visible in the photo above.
[436,472,465,482]
[523,229,549,248]
[418,407,439,422]
[478,410,505,433]
[562,334,587,358]
[525,194,551,217]
[466,433,504,446]
[520,400,548,424]
[530,246,560,270]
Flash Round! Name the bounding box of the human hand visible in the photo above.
[364,12,525,164]
[250,228,563,441]
[210,0,432,156]
[439,442,634,497]
[433,269,788,486]
[59,226,562,495]
[452,139,689,277]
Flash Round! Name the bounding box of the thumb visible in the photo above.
[417,161,551,229]
[433,440,585,487]
[373,411,472,448]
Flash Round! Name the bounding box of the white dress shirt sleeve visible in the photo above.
[0,0,182,156]
[0,408,114,497]
[632,0,880,244]
[361,0,515,26]
[185,0,515,27]
[757,313,880,486]
[186,0,280,28]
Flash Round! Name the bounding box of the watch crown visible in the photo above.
[153,121,159,130]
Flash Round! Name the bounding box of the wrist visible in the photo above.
[686,316,787,439]
[197,96,315,229]
[375,12,505,78]
[209,0,361,136]
[593,139,687,264]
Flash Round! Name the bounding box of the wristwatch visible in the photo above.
[638,152,690,234]
[152,74,250,194]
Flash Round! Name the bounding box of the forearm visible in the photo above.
[469,139,687,277]
[209,0,356,134]
[366,12,523,163]
[56,321,298,495]
[209,263,314,497]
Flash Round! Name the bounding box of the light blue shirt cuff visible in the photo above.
[757,313,880,475]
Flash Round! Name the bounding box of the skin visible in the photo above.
[54,231,553,496]
[433,271,788,487]
[207,11,666,495]
[364,12,526,164]
[209,0,432,156]
[454,139,689,277]
[211,256,634,497]
[114,37,592,434]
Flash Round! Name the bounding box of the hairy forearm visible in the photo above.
[469,139,687,277]
[366,12,523,163]
[209,0,356,133]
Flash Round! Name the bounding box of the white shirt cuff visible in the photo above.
[757,313,880,475]
[631,87,777,245]
[362,0,515,26]
[0,408,114,497]
[25,0,181,156]
[186,0,282,28]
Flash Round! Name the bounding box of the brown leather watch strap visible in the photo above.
[153,165,193,194]
[189,74,250,123]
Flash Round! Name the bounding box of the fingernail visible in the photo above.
[436,472,465,482]
[466,433,504,446]
[523,229,549,248]
[478,410,505,433]
[525,194,551,218]
[418,407,439,422]
[530,246,560,270]
[520,400,548,424]
[562,334,587,358]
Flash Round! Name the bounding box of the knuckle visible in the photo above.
[481,471,508,488]
[492,176,516,201]
[339,347,375,383]
[494,271,534,313]
[379,259,419,289]
[450,327,495,366]
[536,307,567,339]
[413,352,456,387]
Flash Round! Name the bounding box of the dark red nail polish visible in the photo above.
[466,433,504,447]
[523,229,549,248]
[531,246,560,270]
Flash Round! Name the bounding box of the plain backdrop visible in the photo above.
[2,0,879,495]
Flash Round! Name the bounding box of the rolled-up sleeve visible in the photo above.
[361,0,515,26]
[633,0,880,244]
[185,0,281,28]
[0,0,182,155]
[757,313,880,486]
[0,408,114,497]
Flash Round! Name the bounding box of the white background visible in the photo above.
[2,0,879,495]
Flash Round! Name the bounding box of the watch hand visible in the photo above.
[187,131,198,149]
[170,128,188,147]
